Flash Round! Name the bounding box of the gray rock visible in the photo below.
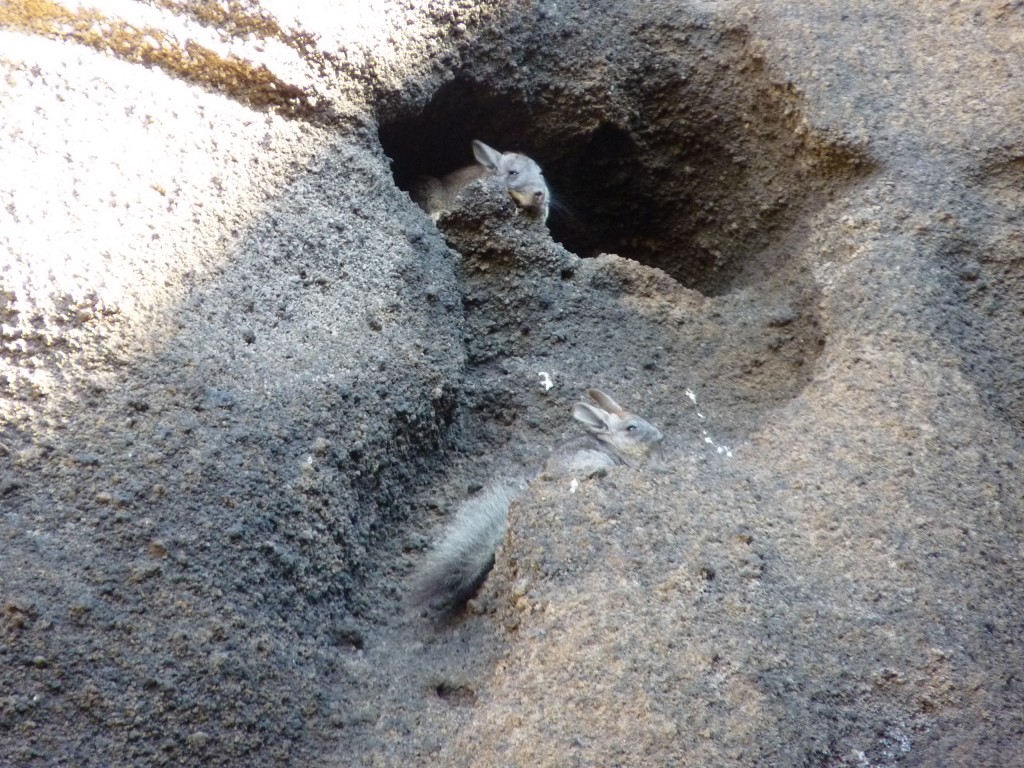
[1,1,1021,766]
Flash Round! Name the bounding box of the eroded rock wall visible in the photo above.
[2,1,1023,766]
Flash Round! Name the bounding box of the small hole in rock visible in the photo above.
[434,681,477,705]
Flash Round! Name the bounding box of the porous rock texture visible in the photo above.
[1,1,1022,766]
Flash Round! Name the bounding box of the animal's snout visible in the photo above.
[645,437,666,467]
[509,187,549,219]
[511,188,543,205]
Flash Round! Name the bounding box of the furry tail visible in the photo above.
[410,476,528,609]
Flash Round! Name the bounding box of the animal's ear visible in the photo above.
[586,389,625,416]
[573,402,611,432]
[472,140,502,171]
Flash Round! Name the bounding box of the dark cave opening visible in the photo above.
[377,78,675,283]
[379,66,874,296]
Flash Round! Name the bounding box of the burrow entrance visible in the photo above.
[379,17,874,297]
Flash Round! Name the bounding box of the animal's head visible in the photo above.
[472,140,549,220]
[572,388,663,461]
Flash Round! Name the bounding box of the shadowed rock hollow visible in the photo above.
[1,1,1022,766]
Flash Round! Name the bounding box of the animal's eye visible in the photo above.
[508,169,519,176]
[626,424,638,432]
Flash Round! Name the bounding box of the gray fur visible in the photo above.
[408,476,528,607]
[410,389,662,610]
[410,139,549,222]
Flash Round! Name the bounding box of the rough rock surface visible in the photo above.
[2,1,1022,766]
